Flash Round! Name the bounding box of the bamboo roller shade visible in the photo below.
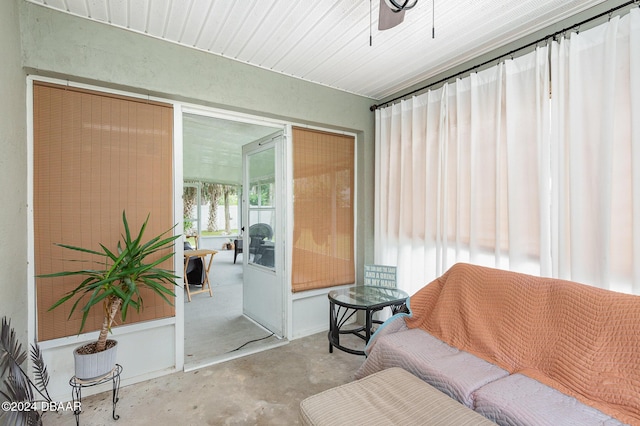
[33,82,174,342]
[291,127,355,292]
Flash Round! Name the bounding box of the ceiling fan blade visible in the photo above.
[378,0,405,30]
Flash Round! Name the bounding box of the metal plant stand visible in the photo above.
[69,364,122,425]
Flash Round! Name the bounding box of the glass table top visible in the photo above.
[328,286,409,308]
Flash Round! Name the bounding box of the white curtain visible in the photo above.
[551,9,640,294]
[376,8,640,295]
[375,47,550,295]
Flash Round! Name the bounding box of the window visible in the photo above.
[291,128,355,292]
[33,82,174,341]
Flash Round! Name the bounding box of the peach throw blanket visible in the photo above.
[405,263,640,424]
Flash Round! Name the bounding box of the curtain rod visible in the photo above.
[370,0,638,111]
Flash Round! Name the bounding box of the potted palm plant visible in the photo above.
[39,211,180,380]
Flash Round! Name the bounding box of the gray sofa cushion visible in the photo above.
[355,328,509,408]
[473,373,625,426]
[300,367,496,426]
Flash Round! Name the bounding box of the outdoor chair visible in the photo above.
[233,239,243,264]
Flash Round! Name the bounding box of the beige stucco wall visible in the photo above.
[0,0,28,342]
[18,2,375,287]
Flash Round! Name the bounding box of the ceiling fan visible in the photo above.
[378,0,419,30]
[369,0,434,46]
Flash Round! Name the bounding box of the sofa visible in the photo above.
[355,263,640,425]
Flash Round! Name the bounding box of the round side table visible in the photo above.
[328,286,409,355]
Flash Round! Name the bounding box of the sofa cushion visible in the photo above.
[355,328,509,408]
[473,373,625,426]
[300,367,496,426]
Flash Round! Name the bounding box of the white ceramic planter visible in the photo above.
[73,340,118,380]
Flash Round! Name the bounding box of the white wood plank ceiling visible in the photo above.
[27,0,607,100]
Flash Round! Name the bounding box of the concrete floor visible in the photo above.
[183,249,284,370]
[45,331,365,425]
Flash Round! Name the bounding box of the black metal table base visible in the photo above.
[69,364,122,425]
[328,304,384,356]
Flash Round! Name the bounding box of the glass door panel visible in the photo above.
[247,148,276,269]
